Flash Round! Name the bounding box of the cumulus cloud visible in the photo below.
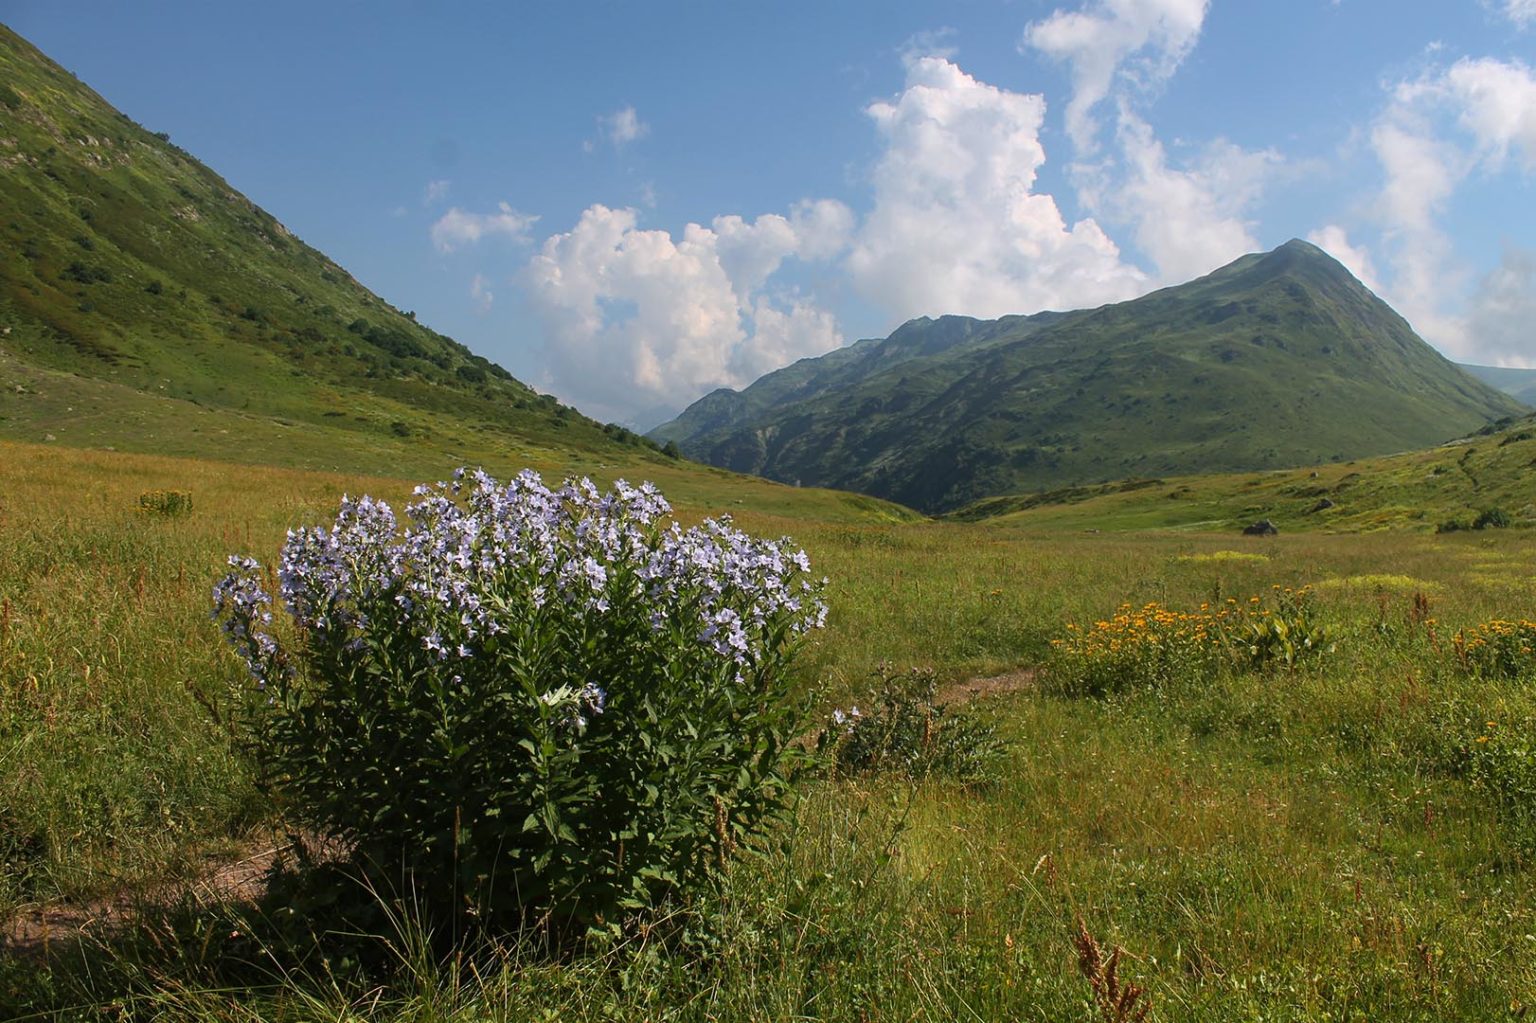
[1024,0,1209,151]
[1022,2,1265,284]
[423,179,450,206]
[430,202,538,253]
[1398,57,1536,172]
[1108,111,1279,283]
[1468,246,1536,365]
[846,56,1147,322]
[523,202,852,423]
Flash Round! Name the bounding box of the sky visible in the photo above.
[7,1,1536,427]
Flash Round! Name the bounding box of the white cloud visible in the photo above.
[898,27,959,63]
[1306,225,1382,293]
[599,105,649,149]
[523,202,852,423]
[1109,110,1279,283]
[1345,57,1536,357]
[430,202,539,253]
[1499,0,1536,28]
[1399,57,1536,172]
[470,273,493,313]
[846,56,1147,322]
[1468,246,1536,365]
[423,179,451,206]
[1024,0,1209,151]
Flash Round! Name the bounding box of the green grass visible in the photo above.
[7,443,1536,1020]
[958,411,1536,535]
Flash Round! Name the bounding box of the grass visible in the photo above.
[6,442,1536,1020]
[958,411,1536,535]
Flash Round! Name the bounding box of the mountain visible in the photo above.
[0,24,662,473]
[654,240,1523,514]
[1458,364,1536,407]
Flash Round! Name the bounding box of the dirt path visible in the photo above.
[937,667,1037,705]
[1,837,297,957]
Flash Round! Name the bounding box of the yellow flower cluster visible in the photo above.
[1453,618,1536,680]
[1051,599,1245,661]
[1050,588,1327,695]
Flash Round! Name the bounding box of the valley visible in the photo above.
[5,14,1536,1023]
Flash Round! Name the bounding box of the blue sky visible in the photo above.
[8,1,1536,426]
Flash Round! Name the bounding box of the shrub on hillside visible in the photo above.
[1473,507,1511,530]
[213,469,826,932]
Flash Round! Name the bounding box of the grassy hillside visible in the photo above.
[960,412,1536,533]
[659,241,1522,513]
[0,23,675,472]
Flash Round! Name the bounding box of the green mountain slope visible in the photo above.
[1459,364,1536,407]
[0,23,662,469]
[656,240,1523,513]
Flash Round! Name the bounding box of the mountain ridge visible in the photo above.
[653,239,1522,513]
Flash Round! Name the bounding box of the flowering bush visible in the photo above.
[1452,619,1536,681]
[213,469,826,930]
[1048,588,1333,696]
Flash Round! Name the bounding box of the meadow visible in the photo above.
[4,439,1536,1021]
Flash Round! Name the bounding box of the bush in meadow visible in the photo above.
[213,469,826,932]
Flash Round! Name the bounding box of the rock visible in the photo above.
[1309,498,1335,513]
[1242,519,1279,536]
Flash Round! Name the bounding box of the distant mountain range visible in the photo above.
[1459,364,1536,407]
[0,24,662,473]
[652,240,1523,514]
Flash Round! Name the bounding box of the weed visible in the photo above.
[137,489,193,517]
[1074,917,1151,1023]
[815,664,1005,782]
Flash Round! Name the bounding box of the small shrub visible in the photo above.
[1473,507,1510,530]
[213,470,827,932]
[137,489,193,517]
[816,665,1004,782]
[1233,586,1335,670]
[1445,715,1536,851]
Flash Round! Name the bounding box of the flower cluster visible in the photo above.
[210,469,828,927]
[216,468,827,693]
[210,556,278,684]
[1049,587,1331,695]
[1453,618,1536,681]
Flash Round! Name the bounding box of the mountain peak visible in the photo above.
[655,235,1521,513]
